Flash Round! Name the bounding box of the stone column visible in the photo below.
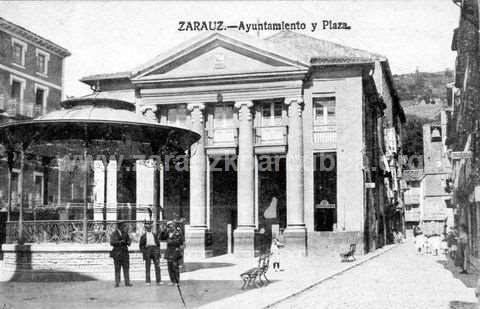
[106,160,117,220]
[234,100,255,257]
[284,97,307,256]
[136,159,156,222]
[93,160,105,220]
[185,103,208,258]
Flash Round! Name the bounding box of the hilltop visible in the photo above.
[393,70,453,156]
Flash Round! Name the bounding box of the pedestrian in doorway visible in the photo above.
[430,233,441,256]
[139,220,162,286]
[110,221,132,287]
[414,232,425,254]
[447,227,458,260]
[271,238,285,271]
[161,221,184,286]
[441,235,448,255]
[455,224,470,274]
[413,225,422,237]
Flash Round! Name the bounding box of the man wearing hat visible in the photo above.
[139,220,162,286]
[161,220,184,285]
[110,221,132,287]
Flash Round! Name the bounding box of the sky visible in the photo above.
[0,0,459,97]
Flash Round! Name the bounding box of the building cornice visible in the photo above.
[132,69,307,86]
[0,17,71,58]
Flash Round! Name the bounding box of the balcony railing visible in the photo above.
[34,104,43,118]
[313,125,336,148]
[405,209,421,222]
[7,99,18,115]
[6,99,34,119]
[254,125,287,146]
[205,127,238,148]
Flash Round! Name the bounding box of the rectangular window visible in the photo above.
[37,54,46,73]
[313,97,336,125]
[166,104,186,125]
[11,38,27,67]
[35,49,50,75]
[35,88,44,106]
[10,81,21,101]
[262,104,271,119]
[214,104,234,127]
[12,43,23,65]
[261,101,283,125]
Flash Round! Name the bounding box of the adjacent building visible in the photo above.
[0,17,70,241]
[446,0,480,257]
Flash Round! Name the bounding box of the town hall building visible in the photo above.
[79,30,405,257]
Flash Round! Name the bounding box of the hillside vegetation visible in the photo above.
[393,69,453,156]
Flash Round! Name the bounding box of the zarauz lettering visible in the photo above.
[178,21,224,31]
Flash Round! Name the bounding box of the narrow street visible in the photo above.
[273,242,479,309]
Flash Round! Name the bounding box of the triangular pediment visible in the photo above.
[131,33,308,81]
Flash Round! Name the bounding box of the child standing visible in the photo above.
[414,233,426,254]
[271,238,285,271]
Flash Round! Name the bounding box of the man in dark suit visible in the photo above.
[110,221,132,287]
[161,221,184,286]
[139,221,162,286]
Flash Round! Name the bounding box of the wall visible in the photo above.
[1,243,168,281]
[305,67,365,233]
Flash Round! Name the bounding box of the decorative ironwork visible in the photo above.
[5,219,181,244]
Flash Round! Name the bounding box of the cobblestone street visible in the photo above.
[273,242,479,309]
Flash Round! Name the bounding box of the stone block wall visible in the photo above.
[1,243,169,282]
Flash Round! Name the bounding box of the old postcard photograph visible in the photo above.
[0,0,476,308]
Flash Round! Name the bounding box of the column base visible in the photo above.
[283,225,307,257]
[184,226,212,259]
[233,227,255,258]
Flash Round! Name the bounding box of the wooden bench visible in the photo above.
[240,253,271,289]
[340,243,356,262]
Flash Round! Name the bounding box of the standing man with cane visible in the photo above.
[139,219,162,286]
[110,221,132,287]
[162,220,184,286]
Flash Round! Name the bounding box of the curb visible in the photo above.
[263,243,401,309]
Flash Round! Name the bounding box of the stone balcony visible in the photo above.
[254,125,288,154]
[313,124,336,150]
[205,127,238,155]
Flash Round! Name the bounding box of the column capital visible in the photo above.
[284,96,304,105]
[187,103,205,111]
[140,105,158,121]
[234,100,253,109]
[188,103,205,125]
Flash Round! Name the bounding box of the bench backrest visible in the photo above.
[349,243,356,252]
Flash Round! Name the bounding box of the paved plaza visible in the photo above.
[272,242,479,309]
[1,242,478,309]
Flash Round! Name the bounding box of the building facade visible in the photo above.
[403,169,423,237]
[447,0,480,257]
[79,31,405,257]
[421,121,453,235]
[0,17,70,242]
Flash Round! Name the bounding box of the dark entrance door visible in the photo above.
[314,153,337,231]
